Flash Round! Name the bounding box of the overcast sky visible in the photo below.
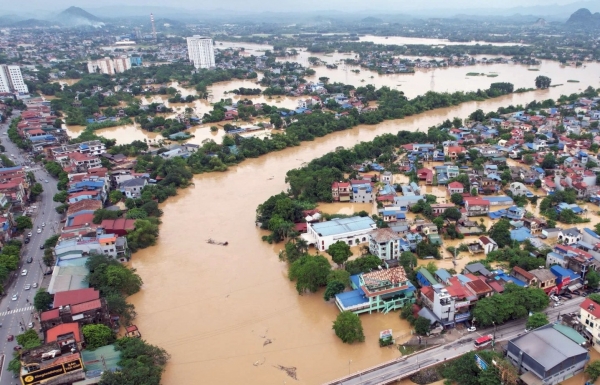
[3,0,591,12]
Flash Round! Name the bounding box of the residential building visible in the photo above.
[335,267,416,314]
[40,298,111,331]
[506,324,589,385]
[559,228,582,245]
[447,181,464,194]
[119,178,147,199]
[0,64,28,93]
[368,228,402,260]
[512,266,538,287]
[529,268,558,294]
[477,236,498,255]
[331,182,351,202]
[87,56,131,75]
[187,36,216,69]
[350,180,374,203]
[100,218,136,236]
[305,216,376,251]
[580,298,600,349]
[463,197,490,217]
[53,288,100,308]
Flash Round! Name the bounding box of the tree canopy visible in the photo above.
[473,284,549,326]
[83,324,115,350]
[327,241,353,266]
[332,311,365,344]
[288,254,331,294]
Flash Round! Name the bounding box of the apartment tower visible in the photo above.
[0,65,29,94]
[186,36,215,69]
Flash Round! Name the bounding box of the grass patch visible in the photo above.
[567,79,580,83]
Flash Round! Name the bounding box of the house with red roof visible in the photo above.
[580,298,600,352]
[444,146,467,160]
[100,218,136,236]
[447,181,464,195]
[417,168,433,185]
[45,322,82,345]
[331,181,351,202]
[41,298,111,331]
[463,197,490,217]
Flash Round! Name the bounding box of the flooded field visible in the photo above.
[358,35,529,46]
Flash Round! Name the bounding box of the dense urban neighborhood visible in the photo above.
[0,2,599,385]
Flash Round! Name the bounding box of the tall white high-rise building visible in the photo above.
[0,65,29,94]
[186,36,215,69]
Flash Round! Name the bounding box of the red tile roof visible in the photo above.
[71,299,102,314]
[46,322,81,343]
[40,308,60,321]
[100,218,136,232]
[448,182,464,189]
[466,279,493,295]
[53,288,100,308]
[581,298,600,319]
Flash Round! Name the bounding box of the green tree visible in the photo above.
[442,207,462,222]
[526,312,549,330]
[345,255,382,275]
[16,329,42,349]
[109,190,123,204]
[585,360,600,382]
[327,269,351,287]
[488,219,511,248]
[15,216,33,231]
[82,324,115,350]
[105,293,137,326]
[289,254,331,294]
[586,270,600,289]
[332,311,365,344]
[53,190,68,203]
[30,183,43,198]
[450,193,464,205]
[324,281,346,301]
[86,254,143,296]
[414,316,431,335]
[399,251,417,272]
[535,75,552,89]
[589,293,600,305]
[126,219,159,252]
[327,241,353,266]
[99,337,170,385]
[43,248,55,267]
[33,288,53,311]
[44,234,60,248]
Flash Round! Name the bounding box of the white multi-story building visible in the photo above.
[186,36,215,69]
[0,65,29,94]
[87,56,131,75]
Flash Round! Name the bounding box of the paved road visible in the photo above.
[326,297,585,385]
[0,111,61,383]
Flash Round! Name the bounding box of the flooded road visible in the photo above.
[126,89,600,385]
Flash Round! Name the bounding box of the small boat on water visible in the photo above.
[207,238,228,246]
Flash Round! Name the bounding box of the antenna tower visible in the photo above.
[150,13,157,41]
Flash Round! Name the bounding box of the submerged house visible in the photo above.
[335,267,416,314]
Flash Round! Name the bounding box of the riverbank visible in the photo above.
[124,85,599,384]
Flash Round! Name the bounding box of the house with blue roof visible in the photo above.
[416,267,438,287]
[350,180,374,203]
[335,267,416,314]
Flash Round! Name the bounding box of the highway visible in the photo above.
[0,111,61,384]
[324,297,586,385]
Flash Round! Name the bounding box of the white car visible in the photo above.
[27,322,33,329]
[36,228,41,234]
[27,232,32,237]
[44,180,49,183]
[32,282,38,288]
[11,294,17,301]
[21,269,27,276]
[24,284,31,290]
[41,222,45,227]
[467,326,476,332]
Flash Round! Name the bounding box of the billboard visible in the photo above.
[380,329,393,339]
[474,354,488,371]
[21,358,83,385]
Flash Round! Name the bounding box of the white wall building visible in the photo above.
[87,56,131,75]
[305,216,376,251]
[186,36,215,69]
[0,65,29,94]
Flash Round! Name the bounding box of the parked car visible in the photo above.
[13,346,21,351]
[562,293,573,299]
[41,222,45,227]
[24,238,29,244]
[7,335,14,342]
[467,326,476,332]
[573,290,581,296]
[44,180,49,183]
[27,232,32,237]
[39,244,44,249]
[27,322,33,329]
[21,269,27,276]
[26,257,32,263]
[32,282,38,288]
[36,228,41,234]
[11,294,17,301]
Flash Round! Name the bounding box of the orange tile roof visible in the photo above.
[46,323,81,343]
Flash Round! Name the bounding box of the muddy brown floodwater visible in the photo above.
[123,88,600,385]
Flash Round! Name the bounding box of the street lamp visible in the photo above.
[348,359,352,376]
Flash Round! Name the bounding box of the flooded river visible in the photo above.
[358,35,529,46]
[126,89,600,385]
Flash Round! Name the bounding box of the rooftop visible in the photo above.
[369,228,400,243]
[310,216,376,237]
[53,288,99,308]
[46,322,81,343]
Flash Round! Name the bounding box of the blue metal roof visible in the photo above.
[547,252,565,261]
[335,288,368,308]
[584,228,600,240]
[511,227,531,242]
[311,216,375,237]
[435,268,451,282]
